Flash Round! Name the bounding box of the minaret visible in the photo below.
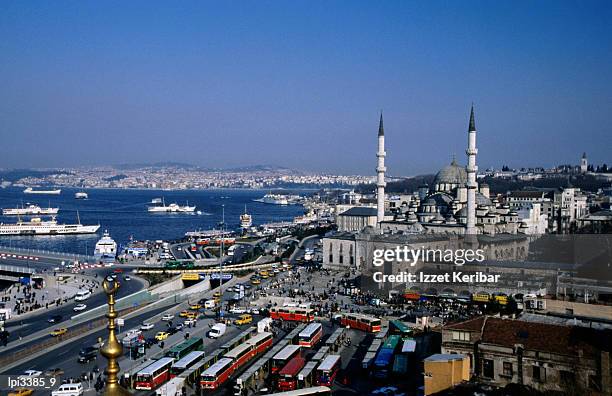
[580,152,588,173]
[465,105,478,235]
[376,113,386,226]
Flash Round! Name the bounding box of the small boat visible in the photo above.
[75,191,88,199]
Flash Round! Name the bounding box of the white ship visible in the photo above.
[254,193,289,205]
[240,205,252,229]
[0,217,100,236]
[2,203,59,216]
[23,187,61,195]
[94,230,117,259]
[147,197,196,213]
[75,191,88,199]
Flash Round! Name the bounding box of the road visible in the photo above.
[2,262,146,344]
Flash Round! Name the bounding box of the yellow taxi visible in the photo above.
[50,328,67,337]
[189,303,202,310]
[179,310,190,318]
[155,331,169,341]
[261,274,269,279]
[234,314,253,325]
[251,279,261,285]
[186,311,198,319]
[213,291,222,298]
[8,389,34,396]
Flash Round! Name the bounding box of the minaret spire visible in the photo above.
[466,104,478,236]
[469,104,476,132]
[376,112,386,227]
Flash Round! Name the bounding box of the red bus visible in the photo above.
[277,355,306,391]
[246,331,274,354]
[270,307,315,322]
[200,332,273,390]
[271,344,302,374]
[298,322,323,348]
[200,357,234,389]
[134,357,174,390]
[341,313,381,333]
[315,355,341,386]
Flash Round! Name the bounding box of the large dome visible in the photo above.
[433,159,467,186]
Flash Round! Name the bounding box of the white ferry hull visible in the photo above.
[0,224,100,236]
[23,188,61,195]
[2,208,60,216]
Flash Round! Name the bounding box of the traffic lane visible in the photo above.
[5,305,172,376]
[4,274,145,343]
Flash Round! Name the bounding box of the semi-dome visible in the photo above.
[433,159,467,188]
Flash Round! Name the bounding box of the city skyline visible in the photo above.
[1,1,611,174]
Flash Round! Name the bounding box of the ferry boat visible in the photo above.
[147,198,196,213]
[94,230,117,259]
[240,206,252,229]
[2,203,59,216]
[75,191,88,199]
[254,194,289,205]
[0,217,100,236]
[23,187,61,195]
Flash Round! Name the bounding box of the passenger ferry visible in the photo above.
[147,197,196,213]
[240,205,252,229]
[0,217,99,236]
[23,187,61,195]
[75,191,88,199]
[94,230,117,259]
[2,203,59,216]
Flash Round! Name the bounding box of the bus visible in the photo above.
[372,335,401,378]
[245,331,274,355]
[340,313,381,333]
[200,357,233,389]
[298,322,323,348]
[272,345,302,374]
[315,355,341,386]
[472,292,490,303]
[389,320,411,338]
[165,337,203,360]
[169,350,205,378]
[277,355,306,391]
[265,386,332,396]
[402,291,421,301]
[134,357,174,390]
[200,332,273,389]
[270,307,315,322]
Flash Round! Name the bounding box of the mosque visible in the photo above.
[338,107,524,236]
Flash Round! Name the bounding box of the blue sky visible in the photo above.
[1,1,611,175]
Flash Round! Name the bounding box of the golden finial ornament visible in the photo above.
[100,276,131,395]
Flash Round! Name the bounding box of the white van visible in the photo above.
[208,323,226,339]
[51,382,84,396]
[74,290,91,301]
[204,300,216,309]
